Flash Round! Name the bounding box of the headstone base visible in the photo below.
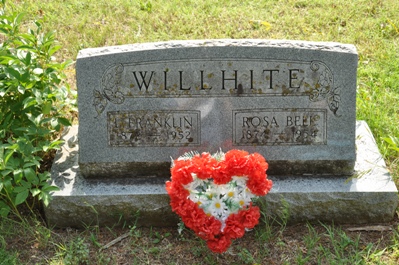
[44,121,398,228]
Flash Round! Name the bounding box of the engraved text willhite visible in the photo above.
[77,40,357,177]
[102,60,336,147]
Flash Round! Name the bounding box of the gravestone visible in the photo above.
[45,40,398,228]
[77,40,356,178]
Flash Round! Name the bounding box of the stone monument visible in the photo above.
[45,40,398,227]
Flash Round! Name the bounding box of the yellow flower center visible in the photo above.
[197,201,202,205]
[228,191,234,197]
[239,200,245,206]
[215,202,221,209]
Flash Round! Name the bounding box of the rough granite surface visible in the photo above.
[77,39,358,178]
[45,121,398,228]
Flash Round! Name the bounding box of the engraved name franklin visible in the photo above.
[108,111,200,147]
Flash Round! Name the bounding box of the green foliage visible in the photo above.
[139,1,153,12]
[0,247,18,265]
[57,237,90,265]
[237,248,256,264]
[383,136,399,154]
[0,1,72,217]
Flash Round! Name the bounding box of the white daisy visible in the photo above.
[208,195,228,220]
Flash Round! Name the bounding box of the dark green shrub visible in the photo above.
[0,0,73,217]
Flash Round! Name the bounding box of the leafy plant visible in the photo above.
[383,136,399,153]
[318,223,363,264]
[57,237,90,265]
[237,248,256,264]
[0,0,73,218]
[303,223,321,252]
[139,1,152,12]
[0,246,18,265]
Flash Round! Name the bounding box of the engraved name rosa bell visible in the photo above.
[93,60,341,116]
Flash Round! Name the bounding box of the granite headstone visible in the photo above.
[45,40,397,228]
[76,39,357,178]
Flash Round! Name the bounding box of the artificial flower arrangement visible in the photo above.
[165,149,273,253]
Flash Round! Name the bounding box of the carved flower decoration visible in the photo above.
[319,70,333,88]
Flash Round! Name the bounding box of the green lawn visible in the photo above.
[2,0,399,264]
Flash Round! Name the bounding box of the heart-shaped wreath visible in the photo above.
[166,149,273,253]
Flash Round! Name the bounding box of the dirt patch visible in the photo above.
[3,212,398,264]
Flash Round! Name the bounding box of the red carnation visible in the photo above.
[170,159,194,185]
[247,172,273,196]
[207,234,232,253]
[239,206,261,229]
[223,150,250,176]
[212,163,233,184]
[191,153,218,180]
[224,215,245,239]
[197,217,222,241]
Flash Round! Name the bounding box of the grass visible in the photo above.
[1,214,399,264]
[2,0,399,264]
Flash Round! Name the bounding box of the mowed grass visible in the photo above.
[3,0,399,264]
[14,0,399,58]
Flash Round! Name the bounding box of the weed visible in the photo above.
[151,230,171,244]
[56,237,90,265]
[383,136,399,154]
[237,248,256,264]
[94,252,114,265]
[303,223,321,252]
[139,1,152,12]
[148,246,160,254]
[33,219,53,249]
[176,220,187,237]
[319,223,364,264]
[129,225,142,242]
[295,249,310,265]
[191,246,204,257]
[254,212,275,243]
[277,198,290,229]
[254,197,290,246]
[203,253,218,265]
[0,246,18,265]
[89,232,102,248]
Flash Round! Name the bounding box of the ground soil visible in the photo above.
[5,210,398,265]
